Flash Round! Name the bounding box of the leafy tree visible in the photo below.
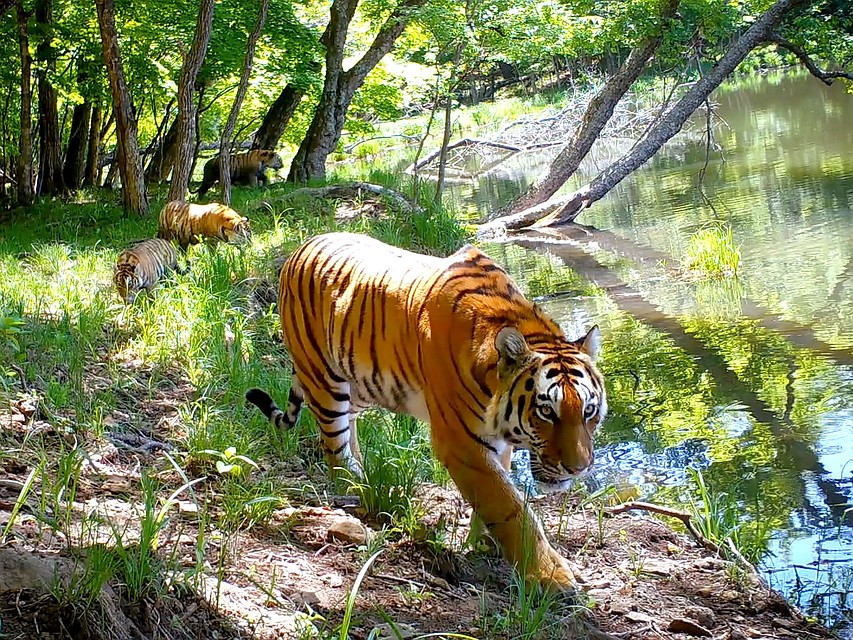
[167,0,215,203]
[15,1,33,206]
[287,0,429,183]
[219,0,269,205]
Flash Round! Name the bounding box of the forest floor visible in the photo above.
[0,393,835,640]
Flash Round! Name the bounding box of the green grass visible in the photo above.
[682,221,741,279]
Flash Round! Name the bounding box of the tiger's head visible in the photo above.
[114,267,141,304]
[488,325,607,493]
[212,204,252,245]
[258,150,284,170]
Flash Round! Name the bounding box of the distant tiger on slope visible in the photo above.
[196,149,283,197]
[113,238,183,304]
[157,200,251,251]
[245,232,607,591]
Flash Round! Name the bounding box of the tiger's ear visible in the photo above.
[496,327,531,371]
[576,325,602,360]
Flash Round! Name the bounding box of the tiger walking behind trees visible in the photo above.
[246,232,608,590]
[195,149,283,197]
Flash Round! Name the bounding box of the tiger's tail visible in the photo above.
[245,384,303,430]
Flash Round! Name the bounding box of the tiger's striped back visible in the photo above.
[247,232,607,591]
[157,200,251,251]
[114,238,179,304]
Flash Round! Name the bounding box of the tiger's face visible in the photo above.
[490,326,607,493]
[221,218,251,244]
[260,151,283,170]
[212,205,252,245]
[116,272,141,304]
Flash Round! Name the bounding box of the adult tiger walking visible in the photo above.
[246,232,607,590]
[196,149,283,197]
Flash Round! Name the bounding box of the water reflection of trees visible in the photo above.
[496,238,853,562]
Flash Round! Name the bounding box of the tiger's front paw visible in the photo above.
[531,547,580,592]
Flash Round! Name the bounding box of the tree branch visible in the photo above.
[767,33,853,85]
[604,501,756,573]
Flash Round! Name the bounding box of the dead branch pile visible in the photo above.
[409,81,697,180]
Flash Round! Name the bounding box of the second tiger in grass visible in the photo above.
[246,232,608,591]
[158,200,251,251]
[114,238,185,304]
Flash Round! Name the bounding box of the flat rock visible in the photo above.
[668,617,712,637]
[327,517,371,545]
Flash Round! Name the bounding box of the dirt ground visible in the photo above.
[0,340,838,640]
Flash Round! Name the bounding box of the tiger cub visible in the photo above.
[113,238,183,304]
[157,200,251,251]
[246,232,607,591]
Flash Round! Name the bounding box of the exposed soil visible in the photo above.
[0,382,835,640]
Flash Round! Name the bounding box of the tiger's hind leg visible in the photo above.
[298,375,364,480]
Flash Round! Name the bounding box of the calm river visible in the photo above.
[443,71,853,633]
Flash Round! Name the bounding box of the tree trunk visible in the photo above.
[16,3,33,206]
[167,0,215,202]
[503,0,680,216]
[83,105,102,187]
[35,0,64,196]
[287,0,427,183]
[434,93,453,205]
[95,0,148,214]
[219,0,269,205]
[144,115,178,183]
[62,102,91,190]
[478,0,809,235]
[251,82,307,151]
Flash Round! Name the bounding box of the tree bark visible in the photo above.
[144,114,178,183]
[479,0,808,235]
[251,83,308,151]
[219,0,269,205]
[62,101,90,190]
[503,0,680,216]
[95,0,148,214]
[83,105,102,187]
[287,0,427,183]
[35,0,64,196]
[16,2,34,206]
[167,0,215,202]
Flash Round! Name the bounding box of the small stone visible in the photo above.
[721,589,741,602]
[327,517,370,545]
[641,559,673,576]
[667,617,712,637]
[696,585,714,597]
[176,500,198,514]
[684,605,716,628]
[771,617,797,630]
[625,611,652,623]
[372,622,417,639]
[292,590,320,607]
[324,573,344,588]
